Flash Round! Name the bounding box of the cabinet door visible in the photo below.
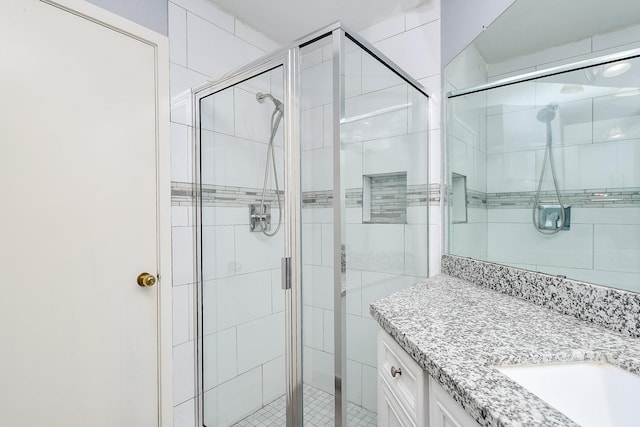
[378,374,416,427]
[429,378,479,427]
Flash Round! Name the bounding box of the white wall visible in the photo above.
[441,0,515,66]
[87,0,168,35]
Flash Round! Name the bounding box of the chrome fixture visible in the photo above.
[255,92,284,236]
[532,104,568,234]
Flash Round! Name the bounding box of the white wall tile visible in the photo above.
[487,223,594,269]
[592,23,640,52]
[172,0,234,33]
[237,312,285,373]
[173,285,190,346]
[405,224,429,277]
[373,21,441,80]
[200,130,265,188]
[429,224,442,275]
[302,346,334,394]
[361,51,401,94]
[405,0,440,29]
[187,13,262,79]
[361,364,378,412]
[303,223,323,266]
[271,268,285,313]
[323,309,334,354]
[170,122,192,182]
[346,315,377,367]
[168,2,187,67]
[343,85,408,143]
[234,86,279,143]
[172,226,194,286]
[202,280,217,335]
[578,143,617,189]
[300,60,333,109]
[172,206,192,227]
[359,14,406,43]
[594,225,640,273]
[215,271,272,330]
[173,340,195,404]
[200,86,234,135]
[303,305,324,351]
[203,328,237,390]
[363,132,427,186]
[360,272,421,316]
[346,359,362,406]
[302,265,333,311]
[173,398,195,427]
[346,269,363,316]
[347,224,406,274]
[205,367,262,426]
[234,224,284,274]
[345,47,363,98]
[202,206,248,226]
[301,147,332,192]
[301,106,325,151]
[234,19,279,53]
[321,224,334,267]
[202,225,235,280]
[169,63,210,100]
[262,355,285,404]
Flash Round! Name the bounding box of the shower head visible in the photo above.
[256,92,283,113]
[537,104,558,123]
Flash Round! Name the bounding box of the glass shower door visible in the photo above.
[199,66,287,426]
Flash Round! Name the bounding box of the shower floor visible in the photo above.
[232,384,376,426]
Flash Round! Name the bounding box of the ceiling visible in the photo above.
[209,0,428,45]
[474,0,640,64]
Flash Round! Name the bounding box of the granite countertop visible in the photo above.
[370,274,640,427]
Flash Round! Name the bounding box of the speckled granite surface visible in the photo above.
[370,274,640,427]
[442,255,640,338]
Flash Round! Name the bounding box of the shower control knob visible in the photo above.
[137,272,157,287]
[390,366,402,378]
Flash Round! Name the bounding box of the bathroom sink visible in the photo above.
[495,361,640,427]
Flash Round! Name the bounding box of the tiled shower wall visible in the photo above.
[168,1,280,426]
[448,23,640,291]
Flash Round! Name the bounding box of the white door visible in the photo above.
[0,0,171,426]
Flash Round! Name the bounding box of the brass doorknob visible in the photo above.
[137,272,157,287]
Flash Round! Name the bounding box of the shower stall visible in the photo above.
[194,23,430,426]
[447,48,640,291]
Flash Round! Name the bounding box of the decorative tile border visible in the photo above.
[172,181,440,209]
[441,254,640,338]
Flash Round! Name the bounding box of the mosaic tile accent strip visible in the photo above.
[370,274,640,427]
[441,254,640,338]
[232,384,376,427]
[466,189,487,208]
[458,187,640,209]
[171,181,282,207]
[172,181,438,209]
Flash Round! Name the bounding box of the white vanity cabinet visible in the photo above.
[377,327,480,427]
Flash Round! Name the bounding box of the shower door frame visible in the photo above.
[193,22,429,427]
[192,49,303,426]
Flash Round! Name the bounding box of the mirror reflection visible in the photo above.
[444,0,640,293]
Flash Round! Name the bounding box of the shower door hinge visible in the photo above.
[281,257,292,290]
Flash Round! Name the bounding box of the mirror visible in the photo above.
[444,0,640,293]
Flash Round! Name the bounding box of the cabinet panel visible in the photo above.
[429,377,479,427]
[377,327,428,426]
[378,373,416,427]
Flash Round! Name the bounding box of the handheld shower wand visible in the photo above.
[532,104,567,235]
